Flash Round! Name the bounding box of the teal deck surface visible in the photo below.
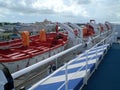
[82,43,120,90]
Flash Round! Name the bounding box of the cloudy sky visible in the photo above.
[0,0,120,23]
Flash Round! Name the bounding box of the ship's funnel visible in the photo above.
[39,29,47,42]
[21,31,30,47]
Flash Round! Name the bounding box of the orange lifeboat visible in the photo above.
[83,27,88,37]
[21,31,30,47]
[39,29,47,42]
[88,25,95,35]
[83,24,95,37]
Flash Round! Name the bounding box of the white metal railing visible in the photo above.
[12,43,83,79]
[28,32,113,90]
[92,30,111,40]
[57,34,112,90]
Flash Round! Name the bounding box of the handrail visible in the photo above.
[28,32,113,90]
[12,43,83,79]
[93,30,108,39]
[57,33,112,90]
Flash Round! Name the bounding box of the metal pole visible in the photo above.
[95,46,98,69]
[85,51,88,84]
[65,63,68,90]
[56,58,58,69]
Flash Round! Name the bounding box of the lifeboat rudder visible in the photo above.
[21,31,30,47]
[39,29,47,42]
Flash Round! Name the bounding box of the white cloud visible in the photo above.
[31,0,88,17]
[0,0,120,23]
[0,0,88,16]
[0,14,5,17]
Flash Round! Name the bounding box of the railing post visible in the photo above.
[65,63,68,90]
[56,58,58,69]
[85,51,89,84]
[95,46,98,69]
[111,34,113,45]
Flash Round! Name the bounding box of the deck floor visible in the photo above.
[82,43,120,90]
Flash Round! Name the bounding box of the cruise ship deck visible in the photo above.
[28,43,112,90]
[82,43,120,90]
[0,31,117,90]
